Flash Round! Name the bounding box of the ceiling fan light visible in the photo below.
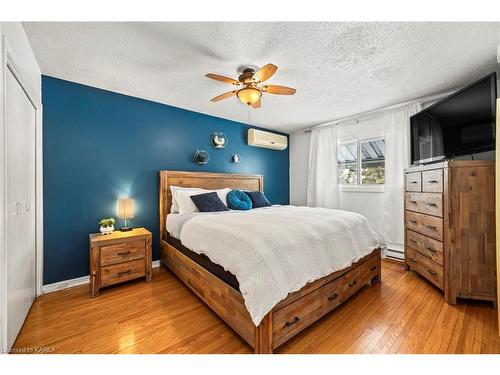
[236,87,262,105]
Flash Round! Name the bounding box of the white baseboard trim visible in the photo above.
[42,260,162,294]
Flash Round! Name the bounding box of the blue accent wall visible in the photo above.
[42,76,289,284]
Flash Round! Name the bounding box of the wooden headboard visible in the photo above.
[159,171,263,245]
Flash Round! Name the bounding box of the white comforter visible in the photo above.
[168,205,385,326]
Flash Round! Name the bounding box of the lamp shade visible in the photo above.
[117,198,134,219]
[236,87,262,105]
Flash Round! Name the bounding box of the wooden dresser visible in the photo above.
[89,228,152,297]
[404,160,496,305]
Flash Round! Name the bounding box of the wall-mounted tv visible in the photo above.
[410,72,497,165]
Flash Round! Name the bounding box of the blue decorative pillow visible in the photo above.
[226,190,252,210]
[190,192,229,213]
[245,191,271,208]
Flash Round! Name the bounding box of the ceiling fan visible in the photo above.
[206,63,296,109]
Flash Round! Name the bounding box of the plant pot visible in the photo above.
[100,225,114,235]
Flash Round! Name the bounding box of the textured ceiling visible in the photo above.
[23,22,499,133]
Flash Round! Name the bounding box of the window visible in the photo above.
[338,138,385,186]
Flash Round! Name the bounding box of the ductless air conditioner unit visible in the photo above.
[247,128,288,151]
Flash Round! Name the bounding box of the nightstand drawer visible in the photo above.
[101,258,146,287]
[100,240,145,266]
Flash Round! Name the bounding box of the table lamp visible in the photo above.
[117,198,134,231]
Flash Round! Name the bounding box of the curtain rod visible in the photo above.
[303,88,458,134]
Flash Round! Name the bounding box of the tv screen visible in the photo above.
[410,73,497,165]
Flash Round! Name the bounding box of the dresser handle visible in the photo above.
[328,293,339,301]
[424,224,437,230]
[427,203,438,207]
[348,280,357,287]
[427,180,439,183]
[427,269,437,276]
[284,316,300,328]
[409,200,417,204]
[370,265,377,271]
[118,251,132,256]
[425,246,436,253]
[409,257,417,263]
[118,270,132,276]
[408,219,417,224]
[409,239,417,243]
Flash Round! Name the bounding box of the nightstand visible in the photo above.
[89,227,152,297]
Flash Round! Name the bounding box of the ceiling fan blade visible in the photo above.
[251,99,261,109]
[206,74,240,85]
[210,91,236,102]
[262,85,296,95]
[252,63,278,83]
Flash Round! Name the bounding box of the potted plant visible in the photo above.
[99,218,115,235]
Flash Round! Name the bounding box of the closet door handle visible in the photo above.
[410,181,418,184]
[15,202,22,215]
[25,200,31,212]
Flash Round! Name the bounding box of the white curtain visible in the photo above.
[383,102,422,250]
[306,125,340,208]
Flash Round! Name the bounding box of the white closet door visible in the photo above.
[5,67,36,348]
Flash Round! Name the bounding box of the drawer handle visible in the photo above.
[328,293,339,301]
[427,203,438,207]
[409,257,417,263]
[409,239,417,243]
[427,269,437,276]
[424,224,437,231]
[118,251,132,256]
[427,180,439,183]
[425,246,436,253]
[410,181,418,184]
[117,270,132,276]
[284,316,300,328]
[370,265,377,271]
[408,220,417,224]
[409,200,417,204]
[348,280,357,287]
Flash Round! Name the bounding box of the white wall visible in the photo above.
[0,22,41,352]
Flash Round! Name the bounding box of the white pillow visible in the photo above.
[170,186,207,213]
[176,188,231,214]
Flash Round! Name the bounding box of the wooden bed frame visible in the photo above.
[159,170,381,353]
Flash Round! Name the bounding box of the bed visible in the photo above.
[159,170,382,353]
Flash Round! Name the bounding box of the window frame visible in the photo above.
[337,136,385,193]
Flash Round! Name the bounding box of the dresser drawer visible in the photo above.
[100,239,145,266]
[405,172,422,192]
[342,257,378,301]
[406,229,443,265]
[101,258,146,287]
[406,247,418,269]
[422,169,443,193]
[405,211,443,241]
[416,253,443,290]
[273,276,344,348]
[405,192,443,217]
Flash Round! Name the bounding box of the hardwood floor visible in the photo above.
[12,260,500,354]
